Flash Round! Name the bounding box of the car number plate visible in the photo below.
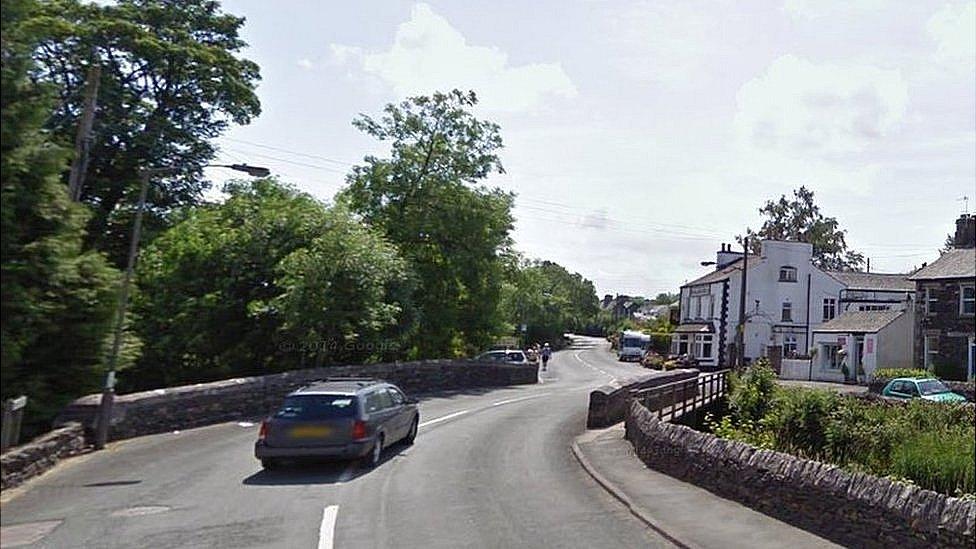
[290,426,331,438]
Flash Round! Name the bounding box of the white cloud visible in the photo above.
[735,55,908,156]
[927,1,976,69]
[330,3,576,112]
[297,58,314,70]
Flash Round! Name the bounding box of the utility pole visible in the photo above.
[93,168,160,450]
[737,239,748,369]
[67,64,101,202]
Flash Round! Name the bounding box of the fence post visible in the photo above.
[1,396,28,452]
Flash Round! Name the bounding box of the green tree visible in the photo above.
[1,0,119,436]
[740,186,864,271]
[651,292,678,305]
[341,90,514,357]
[28,0,261,264]
[129,179,410,390]
[502,258,600,346]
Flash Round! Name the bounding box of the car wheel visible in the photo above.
[261,458,278,470]
[404,416,419,445]
[366,433,384,468]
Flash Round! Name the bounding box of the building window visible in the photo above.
[924,335,939,370]
[821,344,840,370]
[694,334,714,359]
[673,335,691,356]
[695,297,702,319]
[823,298,836,321]
[783,334,798,358]
[961,285,975,316]
[781,302,793,322]
[708,296,715,319]
[925,287,937,314]
[779,266,798,282]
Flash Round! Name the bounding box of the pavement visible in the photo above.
[573,425,841,549]
[0,336,675,549]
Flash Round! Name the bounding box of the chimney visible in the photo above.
[953,214,975,248]
[716,243,742,269]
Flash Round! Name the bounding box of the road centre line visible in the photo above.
[318,505,339,549]
[491,393,550,406]
[418,410,470,427]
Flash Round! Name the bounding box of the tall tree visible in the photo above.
[1,0,119,436]
[341,90,514,357]
[131,180,410,390]
[501,258,600,346]
[28,0,261,265]
[741,186,865,271]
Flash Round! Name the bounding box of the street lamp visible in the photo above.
[93,162,270,449]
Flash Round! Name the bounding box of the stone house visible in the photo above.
[908,215,976,381]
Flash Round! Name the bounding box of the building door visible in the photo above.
[853,336,864,383]
[767,345,783,374]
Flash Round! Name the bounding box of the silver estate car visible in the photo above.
[255,378,420,469]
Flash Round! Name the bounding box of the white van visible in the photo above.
[617,330,650,362]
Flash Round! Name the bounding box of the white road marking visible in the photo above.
[318,505,339,549]
[236,421,255,427]
[419,409,470,427]
[574,350,617,382]
[491,393,550,407]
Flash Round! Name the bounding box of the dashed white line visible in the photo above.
[318,505,339,549]
[419,409,470,427]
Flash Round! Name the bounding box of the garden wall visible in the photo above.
[625,400,975,548]
[1,423,86,491]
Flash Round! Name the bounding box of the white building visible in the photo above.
[671,240,914,373]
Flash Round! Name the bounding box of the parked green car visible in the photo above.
[881,377,967,403]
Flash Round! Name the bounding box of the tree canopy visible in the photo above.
[341,90,514,357]
[28,0,261,264]
[741,186,865,271]
[129,179,411,390]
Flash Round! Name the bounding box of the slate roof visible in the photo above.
[682,255,761,288]
[827,271,914,291]
[908,248,976,281]
[813,310,905,333]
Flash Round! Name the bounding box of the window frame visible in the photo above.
[822,298,836,321]
[778,266,798,282]
[781,302,793,322]
[783,334,798,358]
[924,287,937,315]
[961,285,975,316]
[923,335,939,370]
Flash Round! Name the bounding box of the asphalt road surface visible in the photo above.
[1,337,674,549]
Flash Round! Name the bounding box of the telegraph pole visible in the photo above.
[737,239,748,369]
[67,64,101,202]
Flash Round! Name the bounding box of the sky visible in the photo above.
[205,0,976,298]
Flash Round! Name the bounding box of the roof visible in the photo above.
[813,310,904,333]
[673,322,714,333]
[682,255,760,288]
[827,271,914,291]
[908,248,976,280]
[295,378,384,395]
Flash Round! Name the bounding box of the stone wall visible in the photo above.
[1,422,86,491]
[625,400,975,548]
[914,279,975,381]
[57,359,537,441]
[586,369,698,429]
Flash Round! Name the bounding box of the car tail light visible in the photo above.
[351,420,368,441]
[258,420,269,441]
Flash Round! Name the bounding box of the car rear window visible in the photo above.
[275,395,358,419]
[507,352,525,362]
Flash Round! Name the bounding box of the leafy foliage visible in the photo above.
[871,368,929,381]
[1,0,119,436]
[740,186,864,271]
[341,90,514,358]
[728,359,778,423]
[28,0,261,264]
[129,180,410,390]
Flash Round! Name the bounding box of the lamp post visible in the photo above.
[93,163,270,449]
[699,238,749,370]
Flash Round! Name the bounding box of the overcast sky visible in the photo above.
[207,0,976,297]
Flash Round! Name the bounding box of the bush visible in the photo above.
[762,389,840,460]
[729,359,778,423]
[871,368,929,381]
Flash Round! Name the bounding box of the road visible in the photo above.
[1,337,674,549]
